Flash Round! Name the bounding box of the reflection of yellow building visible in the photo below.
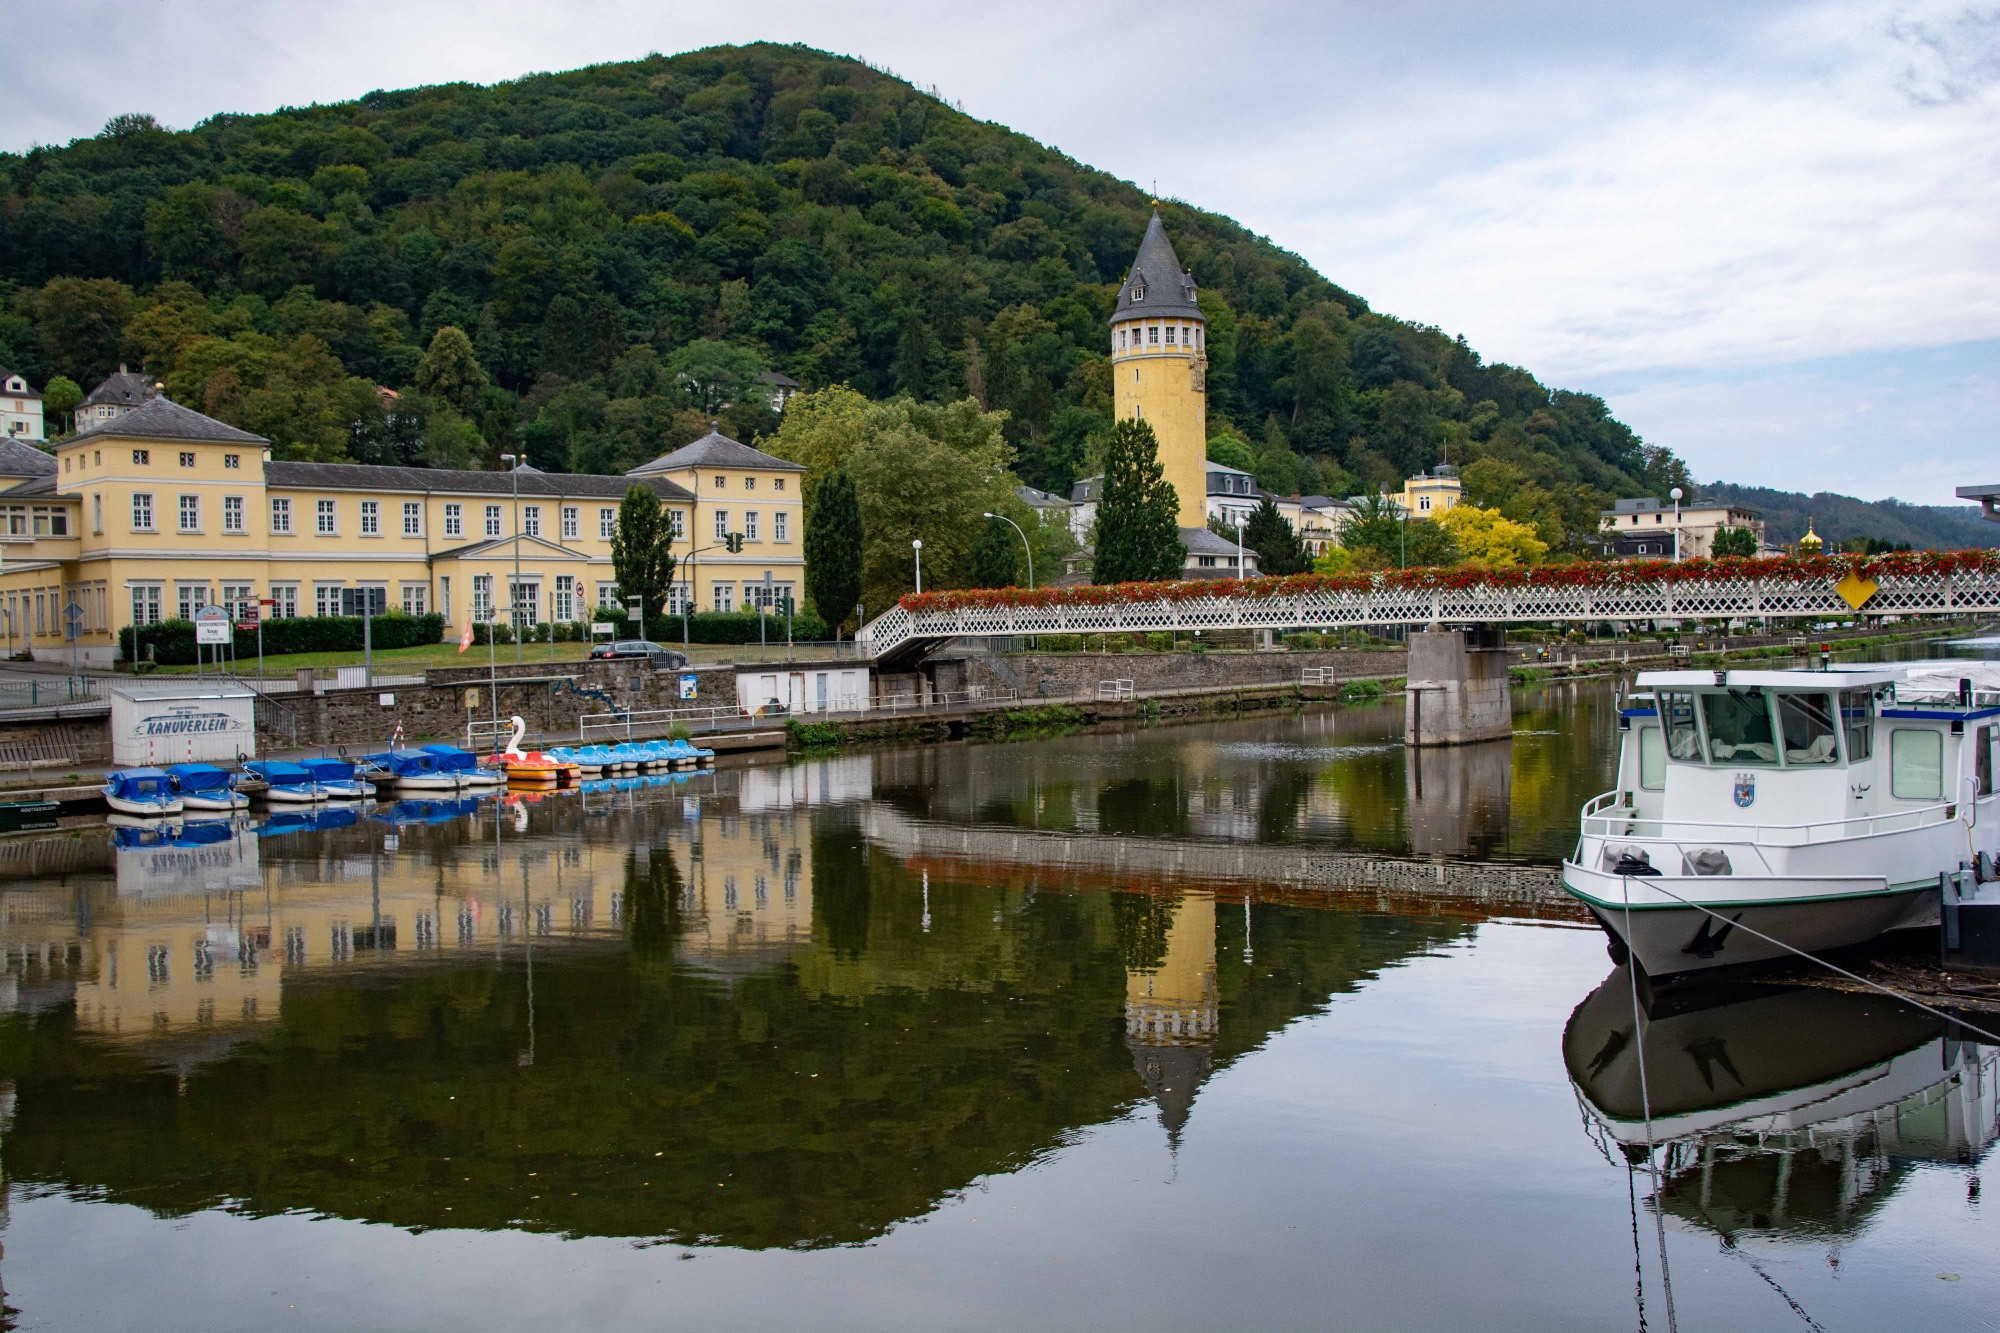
[1125,892,1217,1150]
[0,396,806,664]
[679,807,812,977]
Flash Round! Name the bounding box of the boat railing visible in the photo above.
[1579,790,1958,847]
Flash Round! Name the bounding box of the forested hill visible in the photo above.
[0,42,1684,553]
[1698,482,1998,551]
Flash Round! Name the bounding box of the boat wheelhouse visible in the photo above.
[1563,665,2000,978]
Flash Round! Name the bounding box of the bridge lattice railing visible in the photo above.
[857,565,2000,662]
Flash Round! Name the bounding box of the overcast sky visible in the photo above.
[6,0,1996,504]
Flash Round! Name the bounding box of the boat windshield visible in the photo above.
[1774,691,1839,765]
[1700,688,1778,765]
[1840,688,1874,761]
[1659,691,1704,761]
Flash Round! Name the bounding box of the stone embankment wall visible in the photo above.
[254,660,745,752]
[937,648,1403,701]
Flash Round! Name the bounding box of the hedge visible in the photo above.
[589,608,830,645]
[121,613,445,666]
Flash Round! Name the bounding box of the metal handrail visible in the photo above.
[1579,790,1961,845]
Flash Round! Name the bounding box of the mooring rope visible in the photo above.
[1625,1160,1651,1332]
[1621,880,1680,1333]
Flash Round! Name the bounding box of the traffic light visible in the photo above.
[724,532,744,553]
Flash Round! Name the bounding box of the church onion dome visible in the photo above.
[1111,207,1204,325]
[1798,517,1823,553]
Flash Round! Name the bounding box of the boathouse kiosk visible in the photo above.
[109,680,258,767]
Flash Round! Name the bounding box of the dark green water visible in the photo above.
[0,681,1991,1331]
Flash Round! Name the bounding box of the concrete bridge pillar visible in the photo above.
[1404,626,1512,747]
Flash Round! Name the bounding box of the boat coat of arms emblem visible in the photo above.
[1733,772,1756,808]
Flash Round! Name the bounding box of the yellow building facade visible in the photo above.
[1395,467,1462,520]
[0,399,805,665]
[1111,209,1210,530]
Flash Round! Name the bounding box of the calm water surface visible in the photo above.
[0,680,1992,1331]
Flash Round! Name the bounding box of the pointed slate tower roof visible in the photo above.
[1111,207,1203,324]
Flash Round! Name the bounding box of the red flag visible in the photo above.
[458,617,474,652]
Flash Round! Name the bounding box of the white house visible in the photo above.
[0,370,43,440]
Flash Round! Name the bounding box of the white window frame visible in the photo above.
[773,512,788,542]
[316,499,337,536]
[669,509,685,540]
[402,502,422,537]
[523,505,541,538]
[400,582,428,616]
[599,507,616,540]
[359,499,381,536]
[271,497,292,534]
[130,583,162,626]
[744,511,760,542]
[484,504,502,539]
[222,495,245,534]
[714,509,729,541]
[444,503,463,538]
[131,493,155,532]
[270,585,299,619]
[561,506,579,540]
[314,583,344,618]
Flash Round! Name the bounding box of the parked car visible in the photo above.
[589,640,688,669]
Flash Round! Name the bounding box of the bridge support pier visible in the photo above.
[1404,626,1512,747]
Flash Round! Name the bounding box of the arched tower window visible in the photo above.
[1131,283,1145,302]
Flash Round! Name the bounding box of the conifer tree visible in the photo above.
[1093,419,1184,585]
[805,467,865,635]
[965,517,1020,588]
[1242,496,1309,575]
[610,484,676,630]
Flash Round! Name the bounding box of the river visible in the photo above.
[0,678,1992,1331]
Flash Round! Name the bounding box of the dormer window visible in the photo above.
[1130,284,1145,302]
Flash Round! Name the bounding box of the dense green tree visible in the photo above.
[1339,492,1460,568]
[670,338,764,415]
[1242,496,1309,576]
[610,484,678,621]
[965,517,1021,589]
[1711,525,1758,558]
[41,376,82,435]
[1205,432,1255,472]
[804,467,864,634]
[33,278,133,386]
[415,326,490,419]
[1094,419,1184,585]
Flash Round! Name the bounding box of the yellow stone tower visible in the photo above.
[1111,207,1209,529]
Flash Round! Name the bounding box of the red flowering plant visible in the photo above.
[896,549,2000,615]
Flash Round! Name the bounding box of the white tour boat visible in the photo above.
[1563,663,2000,979]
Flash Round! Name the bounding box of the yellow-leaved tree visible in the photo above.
[1438,504,1548,567]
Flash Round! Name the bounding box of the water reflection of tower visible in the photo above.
[1124,893,1218,1151]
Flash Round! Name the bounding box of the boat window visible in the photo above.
[1638,726,1665,790]
[1889,728,1943,800]
[1699,689,1777,765]
[1774,692,1838,765]
[1978,724,1994,798]
[1839,688,1873,761]
[1658,690,1703,761]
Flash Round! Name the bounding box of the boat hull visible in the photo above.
[103,791,183,817]
[260,784,322,804]
[180,792,249,811]
[1563,862,1937,979]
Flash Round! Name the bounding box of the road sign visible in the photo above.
[195,604,231,645]
[62,601,84,642]
[341,587,388,617]
[236,605,260,629]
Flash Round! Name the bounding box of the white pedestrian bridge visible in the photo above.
[856,556,2000,667]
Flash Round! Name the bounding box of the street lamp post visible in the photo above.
[501,453,524,662]
[1670,486,1684,562]
[1233,514,1247,580]
[912,539,923,595]
[981,512,1034,589]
